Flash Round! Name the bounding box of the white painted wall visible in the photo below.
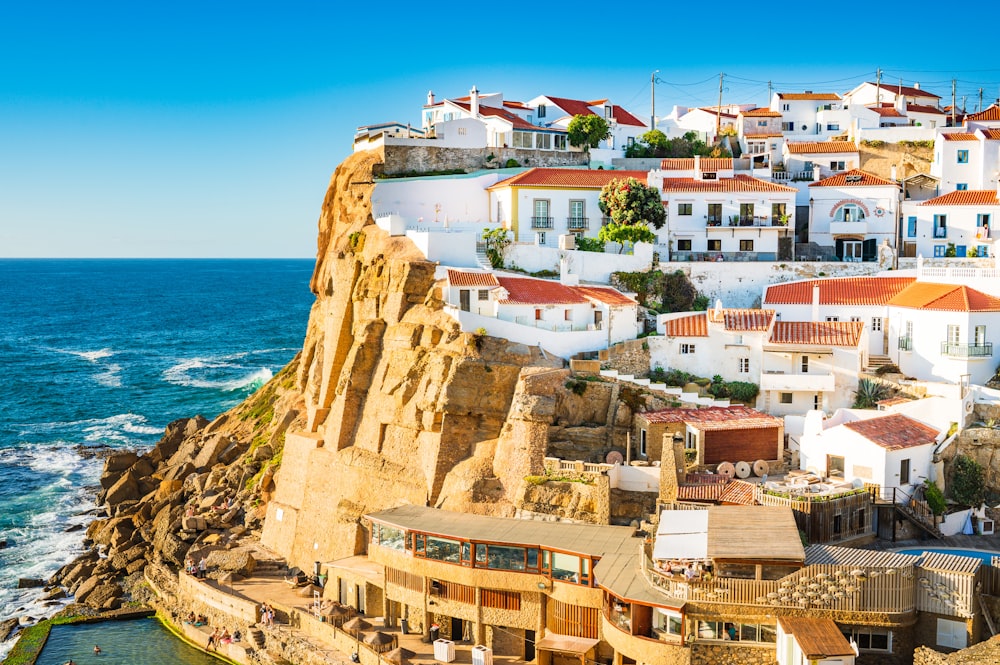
[372,170,514,226]
[408,230,480,267]
[608,464,660,492]
[854,125,937,144]
[887,307,999,385]
[444,306,609,358]
[506,242,657,281]
[900,200,998,259]
[647,328,764,384]
[808,183,900,251]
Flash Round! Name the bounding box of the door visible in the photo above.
[459,289,470,312]
[840,240,862,262]
[524,630,535,661]
[357,583,366,614]
[827,455,845,479]
[451,617,464,641]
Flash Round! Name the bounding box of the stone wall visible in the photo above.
[599,339,650,377]
[381,145,587,176]
[690,642,774,665]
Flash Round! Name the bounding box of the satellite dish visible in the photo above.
[753,460,770,477]
[717,462,736,479]
[606,450,624,465]
[735,461,752,479]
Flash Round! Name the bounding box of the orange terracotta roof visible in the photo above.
[942,133,979,141]
[676,483,725,502]
[609,105,647,127]
[503,100,531,110]
[495,277,587,305]
[719,480,758,505]
[844,413,939,450]
[983,129,1000,140]
[769,321,864,346]
[778,93,841,101]
[658,175,796,193]
[699,107,737,119]
[967,104,1000,121]
[708,308,775,331]
[786,141,858,154]
[641,406,782,430]
[447,270,500,288]
[449,102,550,131]
[870,106,904,118]
[662,313,708,337]
[488,168,650,190]
[574,286,637,306]
[809,169,899,188]
[541,96,646,127]
[906,104,945,115]
[743,133,784,139]
[763,277,916,306]
[920,190,1000,206]
[742,108,783,117]
[888,282,1000,312]
[866,82,941,99]
[659,158,733,171]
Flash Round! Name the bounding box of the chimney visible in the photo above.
[427,90,435,106]
[891,164,897,182]
[813,165,822,182]
[470,85,480,117]
[811,283,820,322]
[694,155,701,179]
[914,82,921,90]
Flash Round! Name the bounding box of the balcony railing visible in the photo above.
[531,216,554,229]
[934,227,947,239]
[977,227,991,240]
[941,342,992,358]
[673,251,777,262]
[898,336,913,351]
[717,216,788,228]
[567,216,589,230]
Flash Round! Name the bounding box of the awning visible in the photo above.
[535,634,599,654]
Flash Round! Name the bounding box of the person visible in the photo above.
[185,611,196,624]
[207,627,220,650]
[93,645,101,655]
[219,627,232,645]
[726,624,737,641]
[198,556,207,579]
[684,564,698,581]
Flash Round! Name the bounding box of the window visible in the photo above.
[564,309,571,321]
[738,358,749,373]
[899,459,910,485]
[739,239,754,251]
[957,150,969,164]
[801,356,809,373]
[757,120,768,127]
[677,239,692,251]
[779,393,793,404]
[827,123,840,131]
[934,245,946,257]
[537,104,546,118]
[814,394,821,410]
[375,524,406,550]
[569,199,585,224]
[535,309,542,320]
[707,239,721,251]
[512,132,533,148]
[653,609,683,637]
[872,317,882,332]
[771,203,786,223]
[457,127,467,136]
[976,325,986,345]
[604,105,613,119]
[836,203,866,222]
[535,133,551,150]
[957,183,968,191]
[695,622,777,644]
[739,203,754,221]
[830,160,845,170]
[707,203,722,224]
[844,628,891,652]
[781,121,794,131]
[478,290,489,301]
[553,135,567,150]
[934,214,947,237]
[827,455,845,479]
[685,431,696,450]
[826,316,840,322]
[937,619,968,649]
[850,316,862,322]
[678,203,693,216]
[978,213,991,228]
[782,103,790,111]
[947,324,961,345]
[680,344,695,354]
[907,216,917,238]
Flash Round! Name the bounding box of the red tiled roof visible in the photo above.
[844,413,939,450]
[541,97,646,127]
[763,277,916,306]
[658,174,796,193]
[769,321,864,346]
[447,270,500,288]
[888,282,1000,312]
[609,105,647,127]
[699,107,737,119]
[983,129,1000,140]
[676,483,725,502]
[662,313,708,337]
[942,133,979,141]
[719,480,758,505]
[778,93,841,101]
[708,308,775,331]
[920,190,1000,206]
[641,406,782,430]
[659,158,733,171]
[786,141,858,154]
[906,104,945,115]
[967,104,1000,121]
[574,286,637,306]
[866,82,941,99]
[870,106,904,118]
[449,102,548,131]
[495,277,587,305]
[809,169,899,188]
[742,108,782,117]
[503,100,531,110]
[744,133,784,139]
[488,168,649,190]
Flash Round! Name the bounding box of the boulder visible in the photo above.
[157,479,183,500]
[158,532,190,567]
[193,434,233,470]
[182,516,208,531]
[0,618,19,642]
[82,583,121,609]
[73,576,101,603]
[104,451,139,474]
[206,549,257,577]
[17,578,44,589]
[125,559,147,575]
[130,457,155,478]
[158,416,208,461]
[162,462,196,483]
[41,587,67,601]
[105,471,140,506]
[252,444,273,462]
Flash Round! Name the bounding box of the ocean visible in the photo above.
[0,259,315,657]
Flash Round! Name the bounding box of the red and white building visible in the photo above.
[770,92,849,143]
[807,169,902,261]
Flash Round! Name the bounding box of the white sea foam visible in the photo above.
[163,357,274,391]
[51,347,115,362]
[94,362,123,388]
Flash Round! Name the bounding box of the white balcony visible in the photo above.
[760,372,835,392]
[829,220,869,236]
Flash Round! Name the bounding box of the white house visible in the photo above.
[886,281,1000,385]
[528,94,649,155]
[763,276,917,357]
[761,320,867,416]
[443,270,640,358]
[799,410,941,494]
[674,106,742,143]
[738,108,784,167]
[771,92,849,142]
[807,169,901,261]
[900,189,999,258]
[648,160,797,261]
[965,103,1000,131]
[930,128,1000,194]
[783,141,860,183]
[776,617,856,665]
[485,167,650,246]
[843,82,943,112]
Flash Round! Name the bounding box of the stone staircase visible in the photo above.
[865,354,894,373]
[475,249,492,271]
[249,628,266,649]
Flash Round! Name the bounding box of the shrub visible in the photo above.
[924,480,947,515]
[504,158,520,168]
[575,236,605,253]
[874,363,901,376]
[853,378,889,408]
[727,381,759,403]
[949,455,986,507]
[565,379,588,396]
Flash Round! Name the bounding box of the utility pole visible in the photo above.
[962,96,967,115]
[875,68,882,101]
[715,72,725,140]
[979,88,984,112]
[651,70,659,129]
[767,80,772,104]
[952,79,957,127]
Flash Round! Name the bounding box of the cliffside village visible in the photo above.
[43,82,1000,665]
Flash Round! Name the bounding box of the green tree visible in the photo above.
[567,114,610,149]
[949,454,986,507]
[598,177,666,230]
[574,236,605,253]
[598,222,656,253]
[481,227,510,269]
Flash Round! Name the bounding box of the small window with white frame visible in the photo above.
[680,343,695,354]
[801,356,809,373]
[843,627,892,652]
[738,358,749,373]
[779,393,793,404]
[871,317,882,332]
[826,316,840,322]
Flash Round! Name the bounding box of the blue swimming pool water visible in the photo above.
[35,618,224,665]
[896,548,1000,565]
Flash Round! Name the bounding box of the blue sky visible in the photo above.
[2,1,998,257]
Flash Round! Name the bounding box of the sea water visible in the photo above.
[0,259,315,658]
